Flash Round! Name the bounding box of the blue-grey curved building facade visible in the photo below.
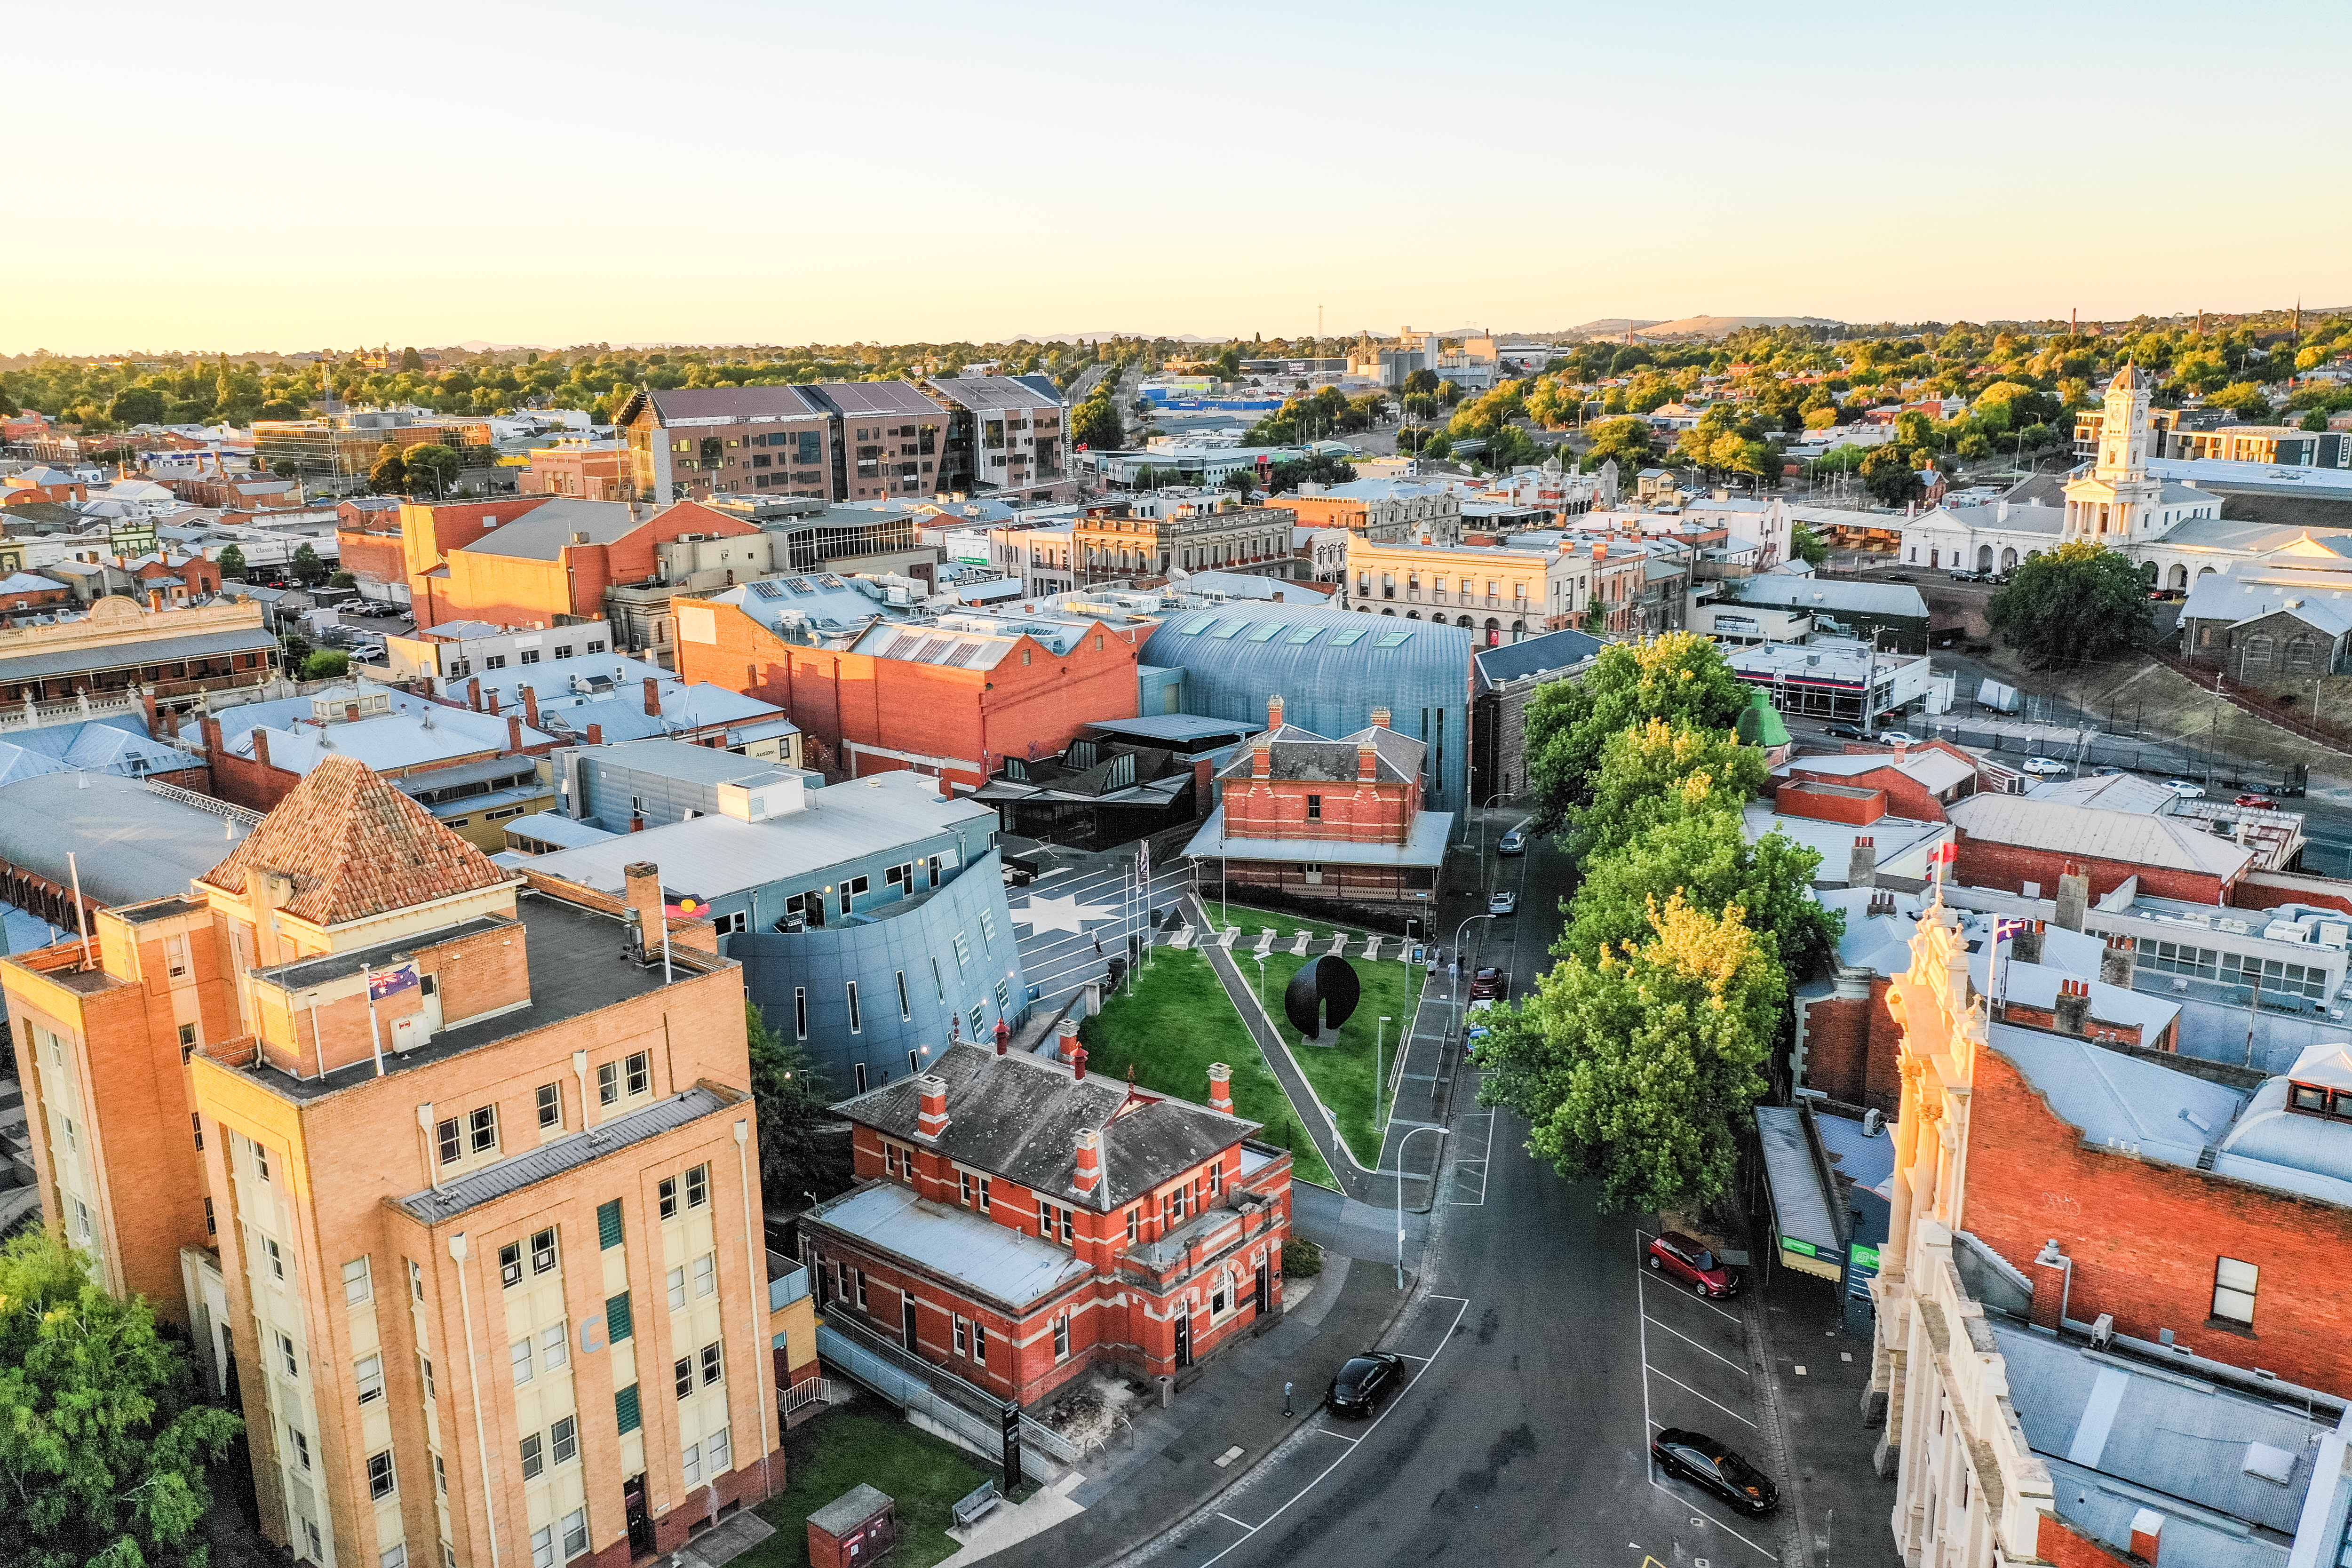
[1139,602,1473,809]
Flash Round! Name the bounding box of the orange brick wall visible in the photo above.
[336,527,408,589]
[1798,978,1903,1112]
[1965,1041,2352,1393]
[1954,836,2230,906]
[2037,1512,2134,1568]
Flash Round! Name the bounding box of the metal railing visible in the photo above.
[781,1376,839,1417]
[818,1313,1081,1469]
[768,1261,810,1312]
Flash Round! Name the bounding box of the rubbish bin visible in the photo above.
[807,1483,896,1567]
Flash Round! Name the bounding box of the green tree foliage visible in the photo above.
[403,443,460,499]
[1571,718,1769,864]
[329,571,358,589]
[1859,444,1925,506]
[1400,368,1439,398]
[1581,415,1653,473]
[368,443,407,493]
[214,544,246,581]
[0,1229,242,1568]
[1564,811,1837,979]
[1476,892,1780,1212]
[398,346,425,373]
[1522,632,1753,826]
[106,387,166,427]
[745,1001,847,1201]
[1264,454,1357,492]
[289,542,327,585]
[1070,383,1124,453]
[302,650,350,679]
[1787,523,1827,566]
[1985,539,2153,668]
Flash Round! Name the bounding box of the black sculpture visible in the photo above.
[1283,955,1362,1038]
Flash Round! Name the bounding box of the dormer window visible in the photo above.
[2288,1081,2340,1117]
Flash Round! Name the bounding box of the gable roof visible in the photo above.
[628,386,826,425]
[451,498,645,561]
[1214,719,1422,784]
[200,755,514,926]
[834,1042,1256,1210]
[1948,794,2255,880]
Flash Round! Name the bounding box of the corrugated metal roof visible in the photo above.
[0,770,247,905]
[804,382,946,419]
[1949,795,2254,877]
[806,1181,1090,1310]
[0,624,275,684]
[396,1087,737,1222]
[1182,805,1453,868]
[645,386,825,423]
[451,498,644,562]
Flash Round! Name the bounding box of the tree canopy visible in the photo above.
[1523,631,1754,827]
[1564,810,1837,980]
[1570,718,1770,864]
[403,443,460,499]
[1070,382,1124,453]
[0,1230,242,1568]
[1985,539,2152,667]
[746,1001,848,1202]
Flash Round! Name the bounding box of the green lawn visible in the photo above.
[743,1405,1010,1568]
[1078,947,1337,1188]
[1205,907,1426,1167]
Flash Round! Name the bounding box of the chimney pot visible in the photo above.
[1208,1063,1233,1114]
[993,1017,1010,1056]
[1267,694,1284,731]
[915,1074,950,1140]
[522,685,540,730]
[2130,1508,2164,1566]
[1370,707,1391,729]
[587,722,604,746]
[1074,1127,1103,1194]
[506,714,523,753]
[1056,1018,1083,1066]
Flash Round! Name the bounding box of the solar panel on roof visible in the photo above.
[1374,629,1414,647]
[943,640,988,668]
[1246,623,1284,642]
[784,578,816,595]
[1209,620,1250,639]
[1329,627,1368,646]
[1285,626,1322,645]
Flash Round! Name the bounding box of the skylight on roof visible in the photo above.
[1285,626,1322,645]
[1374,629,1414,647]
[748,581,784,599]
[1246,623,1284,642]
[1209,620,1250,639]
[1179,618,1213,636]
[1329,627,1368,646]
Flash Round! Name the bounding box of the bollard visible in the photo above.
[1158,1374,1173,1409]
[1283,1380,1295,1417]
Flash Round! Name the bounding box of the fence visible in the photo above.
[816,1315,1080,1481]
[781,1376,839,1418]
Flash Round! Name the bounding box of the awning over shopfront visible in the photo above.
[1756,1104,1848,1283]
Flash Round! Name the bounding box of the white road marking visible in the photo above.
[1645,1314,1750,1374]
[1215,1513,1257,1532]
[1635,1266,1743,1324]
[1308,1427,1357,1444]
[1645,1482,1782,1563]
[1646,1365,1758,1428]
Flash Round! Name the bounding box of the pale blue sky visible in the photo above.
[12,0,2348,352]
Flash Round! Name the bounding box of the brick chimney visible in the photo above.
[2012,918,2046,965]
[586,723,604,746]
[1847,835,1876,888]
[2027,1238,2070,1331]
[1358,737,1378,781]
[1267,694,1284,731]
[644,676,661,717]
[506,714,523,753]
[2055,978,2091,1036]
[147,589,163,611]
[1370,708,1391,728]
[623,861,664,947]
[253,727,273,772]
[467,677,482,711]
[2130,1508,2164,1565]
[344,702,360,723]
[487,689,502,715]
[2101,934,2137,989]
[2054,861,2090,932]
[1071,1045,1088,1081]
[1057,1018,1083,1065]
[1208,1063,1233,1114]
[1073,1127,1102,1196]
[1868,889,1896,917]
[915,1075,950,1141]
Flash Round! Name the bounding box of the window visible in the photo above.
[562,1509,588,1559]
[606,1291,634,1342]
[954,1315,969,1355]
[973,1321,987,1364]
[793,987,807,1039]
[550,1414,576,1465]
[191,1110,202,1144]
[511,1337,534,1385]
[596,1062,618,1104]
[420,1355,435,1399]
[700,1342,723,1386]
[289,1424,310,1471]
[2215,1258,2259,1324]
[713,910,746,936]
[708,1425,731,1473]
[278,1331,299,1378]
[265,1237,286,1283]
[253,1140,271,1182]
[668,1266,686,1309]
[897,971,911,1019]
[855,1270,868,1311]
[627,1052,650,1095]
[410,1258,425,1301]
[1306,794,1321,821]
[597,1200,623,1249]
[532,1528,556,1568]
[686,1164,707,1208]
[437,1116,461,1165]
[659,1177,679,1220]
[1127,1208,1139,1245]
[675,1356,694,1400]
[845,980,861,1032]
[356,1353,384,1405]
[500,1242,524,1289]
[178,1022,198,1050]
[1053,1314,1069,1361]
[693,1253,716,1297]
[683,1440,702,1486]
[433,1452,446,1494]
[531,1227,557,1275]
[932,957,945,999]
[367,1449,397,1499]
[907,1048,921,1075]
[520,1431,544,1480]
[536,1082,563,1130]
[839,875,868,915]
[467,1104,498,1156]
[205,1198,215,1238]
[953,932,970,972]
[541,1322,567,1372]
[343,1257,373,1306]
[484,654,507,670]
[615,1384,642,1435]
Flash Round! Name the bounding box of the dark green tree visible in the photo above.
[1070,385,1124,453]
[1787,522,1827,566]
[1985,539,2153,668]
[1581,415,1653,473]
[302,649,350,680]
[369,443,407,493]
[106,387,166,426]
[403,443,460,499]
[1564,810,1838,978]
[289,542,327,585]
[1860,444,1925,507]
[0,1229,243,1568]
[398,346,425,373]
[1570,718,1770,864]
[745,1002,847,1202]
[1522,632,1753,826]
[215,544,246,581]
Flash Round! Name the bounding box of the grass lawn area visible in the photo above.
[1078,947,1337,1187]
[1205,906,1424,1168]
[742,1405,1013,1568]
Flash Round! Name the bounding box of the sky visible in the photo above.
[11,0,2350,356]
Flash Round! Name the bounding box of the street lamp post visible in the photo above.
[1394,1124,1446,1291]
[1450,912,1495,1044]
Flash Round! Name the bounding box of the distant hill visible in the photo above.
[1560,318,1665,338]
[1634,315,1843,340]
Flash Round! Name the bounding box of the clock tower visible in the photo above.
[2062,362,2163,543]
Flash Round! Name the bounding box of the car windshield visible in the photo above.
[1690,1249,1716,1272]
[1336,1358,1380,1393]
[1717,1452,1765,1488]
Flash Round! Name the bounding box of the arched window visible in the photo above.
[2001,548,2018,571]
[2287,637,2317,673]
[2243,634,2275,672]
[1484,617,1501,647]
[1977,545,1993,572]
[2169,564,2188,590]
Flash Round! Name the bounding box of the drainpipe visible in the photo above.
[735,1119,775,1496]
[449,1233,504,1568]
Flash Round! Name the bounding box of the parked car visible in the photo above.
[1469,966,1508,1001]
[2236,793,2280,810]
[1885,572,1916,582]
[1823,723,1865,740]
[1487,888,1518,916]
[1327,1352,1406,1418]
[1647,1231,1741,1298]
[1651,1428,1781,1516]
[1983,572,2010,585]
[2162,779,2207,798]
[1879,730,1916,746]
[2019,756,2069,778]
[1496,818,1533,856]
[1948,568,1979,582]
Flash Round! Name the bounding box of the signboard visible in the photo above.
[1778,1234,1844,1282]
[1846,1240,1883,1301]
[1715,614,1758,632]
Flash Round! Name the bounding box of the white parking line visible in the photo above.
[1646,1364,1757,1428]
[1644,1313,1750,1375]
[1308,1428,1358,1444]
[1636,1267,1744,1323]
[1197,1295,1472,1561]
[1646,1478,1783,1562]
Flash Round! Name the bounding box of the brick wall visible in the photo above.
[1966,1040,2352,1393]
[335,527,407,589]
[1790,762,1948,822]
[1954,836,2227,906]
[1775,780,1887,825]
[2036,1512,2134,1568]
[1798,977,1903,1111]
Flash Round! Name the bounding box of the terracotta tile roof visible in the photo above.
[200,755,513,926]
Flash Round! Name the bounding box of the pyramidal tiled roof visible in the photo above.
[201,755,513,927]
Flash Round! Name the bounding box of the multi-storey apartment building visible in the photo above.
[920,376,1068,500]
[804,1040,1292,1407]
[615,387,834,505]
[0,757,810,1568]
[804,383,952,504]
[1076,501,1297,582]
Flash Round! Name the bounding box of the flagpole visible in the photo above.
[363,962,386,1078]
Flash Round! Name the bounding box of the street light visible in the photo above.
[1449,912,1495,1044]
[1394,1124,1446,1291]
[1476,791,1513,900]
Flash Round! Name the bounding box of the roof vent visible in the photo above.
[2242,1441,2296,1486]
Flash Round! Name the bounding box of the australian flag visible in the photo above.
[367,963,420,1002]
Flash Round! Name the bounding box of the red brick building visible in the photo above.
[404,496,759,632]
[1777,740,1981,823]
[333,497,408,593]
[1181,696,1450,904]
[1947,792,2255,904]
[804,1039,1292,1408]
[674,599,1142,788]
[525,441,625,501]
[124,551,225,602]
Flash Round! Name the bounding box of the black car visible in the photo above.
[1327,1352,1405,1418]
[1823,723,1865,740]
[1651,1428,1780,1515]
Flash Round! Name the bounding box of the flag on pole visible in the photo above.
[368,963,420,1002]
[1927,838,1957,889]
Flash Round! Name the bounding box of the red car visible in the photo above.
[1648,1231,1740,1297]
[2236,794,2279,810]
[1469,966,1508,1001]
